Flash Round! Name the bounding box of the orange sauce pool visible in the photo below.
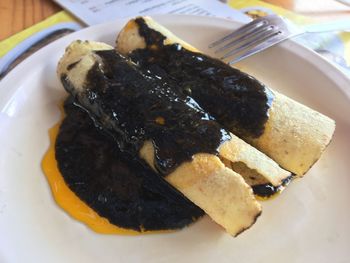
[41,111,171,235]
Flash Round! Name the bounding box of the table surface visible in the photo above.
[0,0,350,41]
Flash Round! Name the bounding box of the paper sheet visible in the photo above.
[53,0,250,25]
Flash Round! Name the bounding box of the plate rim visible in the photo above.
[0,14,349,262]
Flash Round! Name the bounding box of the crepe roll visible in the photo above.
[58,40,290,188]
[57,40,275,236]
[116,17,336,176]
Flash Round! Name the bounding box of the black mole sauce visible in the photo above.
[55,98,204,231]
[252,176,293,198]
[61,50,231,176]
[129,17,274,139]
[58,22,283,231]
[127,17,289,196]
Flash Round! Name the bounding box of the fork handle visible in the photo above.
[304,20,350,33]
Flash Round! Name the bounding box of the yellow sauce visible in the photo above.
[42,121,142,235]
[256,192,281,201]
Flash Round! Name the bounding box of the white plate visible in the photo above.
[1,15,350,263]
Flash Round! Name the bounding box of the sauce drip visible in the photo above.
[252,176,293,198]
[43,99,204,233]
[130,18,274,139]
[61,50,231,176]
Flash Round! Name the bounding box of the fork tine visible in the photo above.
[209,18,268,48]
[214,25,271,54]
[210,14,300,64]
[221,28,281,60]
[228,33,285,65]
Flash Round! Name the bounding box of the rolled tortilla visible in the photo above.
[58,40,290,189]
[116,16,336,176]
[58,40,265,236]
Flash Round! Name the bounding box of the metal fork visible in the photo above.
[209,14,350,65]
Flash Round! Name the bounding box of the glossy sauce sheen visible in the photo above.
[62,50,231,175]
[53,99,204,232]
[130,18,274,139]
